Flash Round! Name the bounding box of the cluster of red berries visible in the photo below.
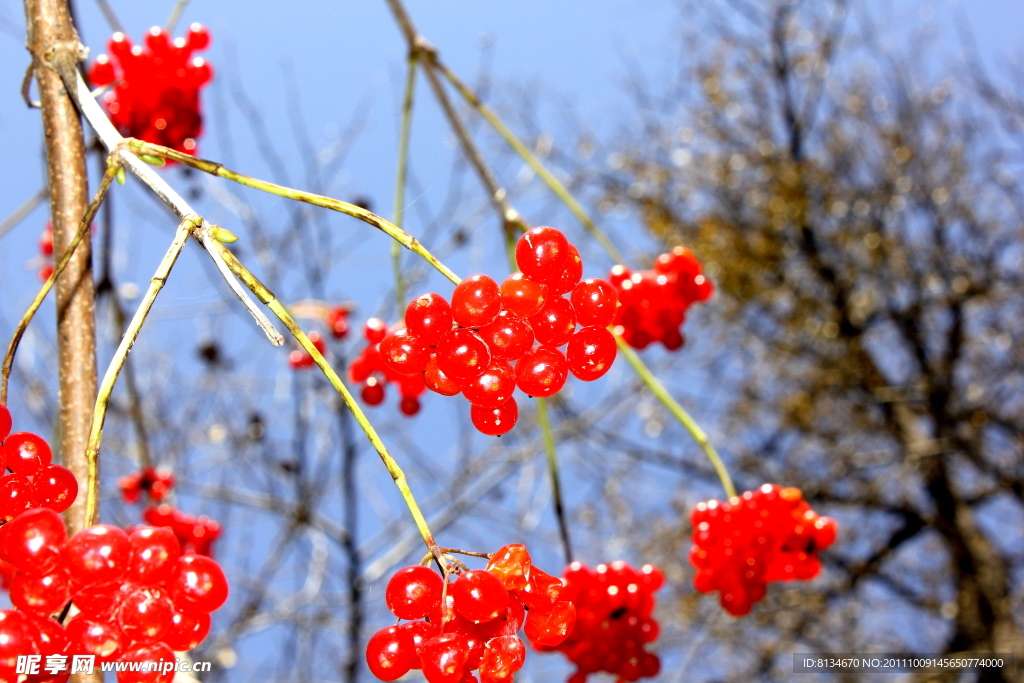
[371,226,619,436]
[38,222,54,281]
[545,561,663,683]
[0,404,79,520]
[118,467,174,504]
[142,505,221,557]
[608,246,713,351]
[0,507,227,682]
[88,24,213,155]
[349,319,427,417]
[689,484,838,616]
[366,544,576,682]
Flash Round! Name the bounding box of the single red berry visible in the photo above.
[69,581,120,619]
[163,609,211,651]
[117,642,177,683]
[515,227,570,285]
[170,554,229,614]
[326,307,350,339]
[566,326,617,381]
[62,525,131,589]
[451,570,509,623]
[116,585,174,643]
[461,360,516,410]
[1,508,67,576]
[32,464,79,513]
[436,329,491,383]
[65,614,123,662]
[400,396,421,416]
[451,274,501,328]
[470,398,518,436]
[0,475,37,521]
[419,632,470,683]
[366,625,417,682]
[529,297,577,347]
[515,346,568,398]
[484,544,532,591]
[397,620,439,670]
[386,565,444,620]
[144,26,169,53]
[654,246,702,278]
[8,568,70,615]
[524,599,576,647]
[88,54,116,86]
[0,403,11,442]
[187,23,211,50]
[424,354,461,396]
[499,272,547,318]
[693,274,714,301]
[477,310,534,362]
[361,377,386,406]
[127,526,181,585]
[0,610,42,677]
[478,635,525,683]
[25,614,68,674]
[380,328,432,375]
[364,318,388,344]
[571,278,619,328]
[406,293,455,345]
[3,432,52,474]
[545,244,584,296]
[608,264,632,288]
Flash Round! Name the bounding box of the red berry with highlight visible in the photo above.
[499,272,547,318]
[380,328,431,375]
[529,297,576,347]
[406,293,455,345]
[515,227,570,286]
[3,432,52,474]
[470,398,518,437]
[461,360,516,410]
[364,318,388,344]
[570,278,619,327]
[546,244,583,296]
[452,274,501,328]
[477,310,534,362]
[386,566,444,620]
[436,329,491,383]
[515,346,568,398]
[424,354,461,396]
[566,326,617,381]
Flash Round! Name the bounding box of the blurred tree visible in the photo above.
[597,0,1023,678]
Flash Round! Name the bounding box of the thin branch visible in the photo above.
[92,0,124,34]
[391,50,418,312]
[165,0,190,35]
[536,397,573,564]
[0,186,47,240]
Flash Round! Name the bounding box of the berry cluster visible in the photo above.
[325,305,351,340]
[366,544,576,682]
[608,246,713,350]
[288,331,327,370]
[0,507,227,681]
[118,467,175,504]
[39,222,54,281]
[0,404,79,520]
[545,561,662,683]
[349,319,427,417]
[373,227,619,436]
[689,484,838,616]
[87,24,213,155]
[141,504,222,558]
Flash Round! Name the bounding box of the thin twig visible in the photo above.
[0,187,47,240]
[537,397,574,563]
[391,50,418,312]
[165,0,190,34]
[93,0,125,34]
[84,215,200,525]
[1,165,114,405]
[126,139,462,287]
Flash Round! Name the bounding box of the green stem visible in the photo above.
[205,238,447,568]
[1,164,116,405]
[615,334,736,499]
[126,139,461,287]
[391,51,418,313]
[537,397,573,563]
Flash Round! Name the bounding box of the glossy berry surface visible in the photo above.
[570,278,619,328]
[436,329,492,383]
[545,244,583,296]
[170,554,229,614]
[364,318,388,344]
[424,354,461,396]
[406,293,455,345]
[515,347,568,398]
[62,525,132,588]
[0,404,11,442]
[2,432,52,474]
[477,311,534,362]
[452,275,502,328]
[515,227,570,286]
[2,508,67,576]
[460,361,516,410]
[451,570,509,623]
[566,326,617,381]
[470,399,518,437]
[529,297,577,347]
[498,272,546,318]
[380,328,432,375]
[386,566,445,620]
[34,463,80,513]
[366,625,417,681]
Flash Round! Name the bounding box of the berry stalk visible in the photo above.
[204,239,448,568]
[0,162,117,405]
[125,139,462,287]
[390,50,418,312]
[536,397,573,564]
[615,334,736,499]
[84,215,201,525]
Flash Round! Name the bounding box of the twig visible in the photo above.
[0,187,47,240]
[92,0,125,34]
[165,0,190,34]
[1,165,114,405]
[62,67,284,346]
[615,335,736,499]
[391,50,418,312]
[203,238,448,570]
[125,139,462,287]
[537,397,574,563]
[84,215,200,525]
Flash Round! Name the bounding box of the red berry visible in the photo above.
[566,326,617,381]
[515,346,568,398]
[0,404,11,442]
[436,329,491,383]
[529,297,576,347]
[65,614,123,662]
[32,464,78,513]
[0,610,42,677]
[364,318,388,344]
[406,293,455,345]
[570,278,619,327]
[366,625,417,682]
[546,244,584,296]
[187,23,211,50]
[117,642,176,683]
[116,585,174,643]
[470,398,518,436]
[400,396,421,416]
[70,581,121,619]
[451,570,508,623]
[3,432,52,474]
[477,310,534,362]
[694,273,714,300]
[478,635,525,683]
[1,508,67,576]
[361,377,386,406]
[424,354,461,396]
[451,274,501,328]
[88,54,116,86]
[461,360,516,410]
[26,614,69,675]
[385,566,444,620]
[484,544,532,591]
[128,526,181,585]
[524,599,576,647]
[420,632,470,683]
[0,474,37,521]
[380,328,432,375]
[62,525,132,588]
[326,307,350,339]
[170,554,229,614]
[654,246,701,278]
[144,26,169,53]
[8,568,70,615]
[515,227,571,285]
[163,609,211,651]
[397,620,439,669]
[499,272,547,318]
